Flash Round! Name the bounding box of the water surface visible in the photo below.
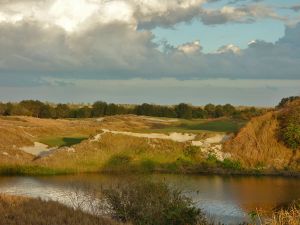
[0,174,299,224]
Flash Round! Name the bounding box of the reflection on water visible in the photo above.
[0,174,299,224]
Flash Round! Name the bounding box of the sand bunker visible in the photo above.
[91,129,232,161]
[20,142,57,157]
[93,129,196,142]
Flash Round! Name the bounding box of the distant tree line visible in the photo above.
[0,100,264,120]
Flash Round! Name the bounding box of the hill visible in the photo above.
[223,97,300,172]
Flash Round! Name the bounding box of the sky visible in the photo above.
[0,0,300,106]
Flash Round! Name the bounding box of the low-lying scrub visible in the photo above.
[102,179,208,225]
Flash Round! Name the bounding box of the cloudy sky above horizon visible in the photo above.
[0,0,300,106]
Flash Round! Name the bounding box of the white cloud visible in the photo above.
[0,0,288,31]
[216,44,241,54]
[177,41,202,54]
[200,4,287,25]
[0,0,298,82]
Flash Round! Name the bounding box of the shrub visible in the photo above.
[221,159,242,170]
[278,106,300,149]
[103,180,208,225]
[140,159,156,172]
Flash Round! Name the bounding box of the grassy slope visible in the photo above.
[0,194,127,225]
[34,118,245,174]
[223,111,300,171]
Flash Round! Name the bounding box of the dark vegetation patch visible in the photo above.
[278,98,300,149]
[179,119,246,133]
[39,136,87,147]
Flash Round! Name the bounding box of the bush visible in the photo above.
[281,123,300,149]
[278,105,300,149]
[221,159,242,170]
[103,180,208,225]
[140,159,156,172]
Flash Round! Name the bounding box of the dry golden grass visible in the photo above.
[264,207,300,225]
[223,112,295,170]
[0,194,127,225]
[0,115,162,165]
[259,201,300,225]
[37,132,189,173]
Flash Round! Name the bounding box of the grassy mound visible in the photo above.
[224,99,300,171]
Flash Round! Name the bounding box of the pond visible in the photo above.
[0,174,299,224]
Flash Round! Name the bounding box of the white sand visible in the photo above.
[95,129,196,142]
[20,142,57,156]
[204,134,230,144]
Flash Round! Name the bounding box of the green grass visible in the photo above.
[39,136,88,147]
[181,119,246,133]
[138,118,246,134]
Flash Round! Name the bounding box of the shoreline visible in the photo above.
[0,164,299,178]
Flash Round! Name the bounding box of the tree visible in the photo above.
[214,105,224,118]
[19,100,45,117]
[55,104,70,118]
[39,104,55,118]
[223,104,236,117]
[75,106,92,118]
[175,103,192,119]
[92,101,107,117]
[106,103,119,116]
[204,104,215,118]
[192,107,206,118]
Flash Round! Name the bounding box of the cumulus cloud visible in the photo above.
[216,44,241,54]
[177,41,202,54]
[0,0,299,82]
[199,4,286,25]
[0,0,287,30]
